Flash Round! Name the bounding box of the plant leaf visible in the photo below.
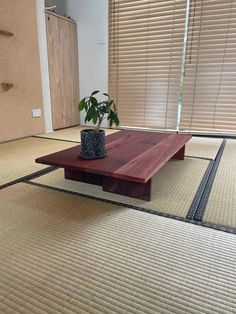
[84,100,88,111]
[108,111,114,128]
[78,98,86,111]
[91,90,100,96]
[92,113,97,125]
[80,91,119,129]
[98,105,107,114]
[113,113,119,126]
[86,107,93,122]
[109,117,113,128]
[91,97,98,106]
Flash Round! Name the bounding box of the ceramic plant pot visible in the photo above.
[80,129,107,159]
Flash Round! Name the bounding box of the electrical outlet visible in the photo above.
[32,109,42,117]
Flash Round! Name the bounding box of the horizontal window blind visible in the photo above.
[109,0,186,130]
[180,0,236,134]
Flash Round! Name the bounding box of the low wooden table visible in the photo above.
[36,130,192,201]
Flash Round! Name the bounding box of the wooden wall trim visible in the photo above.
[45,10,77,24]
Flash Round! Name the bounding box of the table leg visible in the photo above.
[65,169,103,186]
[65,168,152,201]
[172,145,185,160]
[103,177,151,201]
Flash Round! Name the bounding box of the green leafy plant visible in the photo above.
[78,91,119,131]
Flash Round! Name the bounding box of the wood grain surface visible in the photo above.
[0,0,45,142]
[46,11,80,130]
[36,130,192,184]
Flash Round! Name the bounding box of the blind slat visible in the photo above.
[180,0,236,134]
[109,0,185,129]
[109,0,236,134]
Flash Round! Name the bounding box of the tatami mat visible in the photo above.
[1,183,236,313]
[0,137,77,186]
[36,125,120,142]
[31,158,210,218]
[203,139,236,229]
[185,137,223,159]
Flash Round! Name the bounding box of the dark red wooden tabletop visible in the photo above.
[36,130,192,183]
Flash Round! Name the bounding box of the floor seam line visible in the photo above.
[185,155,213,161]
[31,135,80,144]
[24,179,236,235]
[193,138,227,221]
[185,139,227,221]
[0,166,57,190]
[186,160,214,220]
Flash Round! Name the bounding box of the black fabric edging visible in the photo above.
[32,135,80,144]
[186,160,215,220]
[193,139,227,221]
[185,155,212,161]
[24,179,236,235]
[186,139,226,221]
[0,166,57,190]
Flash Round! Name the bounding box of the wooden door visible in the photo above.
[46,11,80,130]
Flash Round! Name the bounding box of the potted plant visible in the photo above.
[78,90,119,159]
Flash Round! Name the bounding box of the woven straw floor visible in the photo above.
[185,137,223,159]
[1,183,236,314]
[31,158,209,218]
[36,126,120,142]
[203,140,236,228]
[0,137,77,186]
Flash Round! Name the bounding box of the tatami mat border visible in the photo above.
[193,139,227,221]
[0,166,57,190]
[1,137,228,233]
[25,179,189,221]
[32,135,80,144]
[24,179,236,235]
[185,155,213,161]
[186,160,215,219]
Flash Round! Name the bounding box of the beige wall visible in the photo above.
[0,0,45,142]
[66,0,108,126]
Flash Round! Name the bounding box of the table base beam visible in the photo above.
[64,169,151,201]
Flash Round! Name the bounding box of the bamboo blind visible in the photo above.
[109,0,186,130]
[180,0,236,134]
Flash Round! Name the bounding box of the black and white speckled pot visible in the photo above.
[80,129,107,159]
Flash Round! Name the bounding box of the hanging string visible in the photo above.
[188,0,197,64]
[165,0,176,129]
[111,0,116,65]
[188,0,204,132]
[176,0,191,132]
[143,0,150,127]
[115,0,120,106]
